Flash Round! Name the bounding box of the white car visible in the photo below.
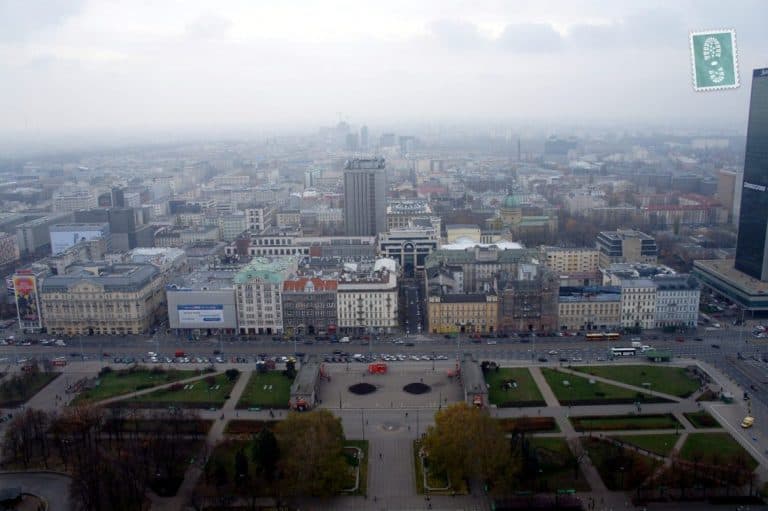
[548,350,559,355]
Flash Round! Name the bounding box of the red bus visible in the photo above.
[585,332,621,341]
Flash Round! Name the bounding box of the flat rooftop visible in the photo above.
[694,259,768,295]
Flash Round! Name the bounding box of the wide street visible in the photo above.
[4,324,768,405]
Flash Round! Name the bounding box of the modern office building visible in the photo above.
[49,223,111,255]
[52,188,98,213]
[694,69,768,312]
[377,227,439,276]
[596,229,658,268]
[343,158,387,236]
[167,270,238,336]
[16,213,73,257]
[735,68,768,281]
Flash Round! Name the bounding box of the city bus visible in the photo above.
[610,347,636,357]
[586,332,621,341]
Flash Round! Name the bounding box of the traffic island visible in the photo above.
[403,382,431,394]
[349,382,377,395]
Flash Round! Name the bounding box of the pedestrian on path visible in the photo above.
[379,452,382,460]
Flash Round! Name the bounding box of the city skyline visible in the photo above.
[1,0,767,143]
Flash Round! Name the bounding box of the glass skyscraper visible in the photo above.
[735,68,768,280]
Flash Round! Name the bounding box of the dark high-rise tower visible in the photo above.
[735,68,768,280]
[343,158,387,236]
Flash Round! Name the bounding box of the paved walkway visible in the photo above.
[0,471,72,511]
[150,369,252,511]
[528,366,560,406]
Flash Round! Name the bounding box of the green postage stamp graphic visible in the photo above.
[690,29,739,91]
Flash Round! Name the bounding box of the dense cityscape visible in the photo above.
[1,1,768,511]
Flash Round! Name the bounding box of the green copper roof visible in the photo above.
[234,256,298,285]
[502,194,520,209]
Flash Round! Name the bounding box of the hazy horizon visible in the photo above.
[2,0,767,146]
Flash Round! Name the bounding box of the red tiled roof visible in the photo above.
[283,278,338,292]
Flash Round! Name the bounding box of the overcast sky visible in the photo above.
[1,0,767,139]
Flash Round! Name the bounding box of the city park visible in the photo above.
[0,353,763,511]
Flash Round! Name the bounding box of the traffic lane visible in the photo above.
[0,339,761,363]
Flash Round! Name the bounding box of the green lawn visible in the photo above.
[0,371,59,406]
[72,367,200,405]
[611,434,679,457]
[524,437,591,492]
[570,414,681,432]
[541,368,652,405]
[486,368,545,407]
[683,410,722,429]
[126,372,238,409]
[680,433,758,470]
[236,371,293,410]
[343,440,369,496]
[572,365,700,398]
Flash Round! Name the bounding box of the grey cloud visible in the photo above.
[568,9,685,49]
[498,23,563,52]
[0,0,85,41]
[428,19,488,50]
[185,14,232,40]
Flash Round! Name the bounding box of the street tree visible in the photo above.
[422,403,516,492]
[251,428,279,481]
[274,409,348,496]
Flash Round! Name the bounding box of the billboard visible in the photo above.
[177,304,224,324]
[13,275,41,328]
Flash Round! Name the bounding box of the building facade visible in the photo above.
[558,286,622,332]
[540,246,599,275]
[234,257,299,335]
[40,264,164,335]
[498,266,559,334]
[0,233,19,266]
[620,279,657,330]
[653,275,700,328]
[343,158,387,236]
[282,278,338,336]
[337,260,398,334]
[427,294,498,334]
[245,205,276,234]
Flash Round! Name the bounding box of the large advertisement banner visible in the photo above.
[177,304,224,324]
[13,275,41,328]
